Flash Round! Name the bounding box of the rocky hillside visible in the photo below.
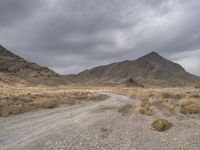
[0,45,66,85]
[76,52,200,87]
[1,45,199,87]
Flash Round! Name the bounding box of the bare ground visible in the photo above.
[0,93,200,150]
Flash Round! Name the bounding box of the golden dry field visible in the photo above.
[1,84,200,118]
[0,85,111,117]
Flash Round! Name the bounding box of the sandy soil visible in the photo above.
[0,93,200,150]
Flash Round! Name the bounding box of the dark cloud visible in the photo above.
[0,0,42,27]
[0,0,200,75]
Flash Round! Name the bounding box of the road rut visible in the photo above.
[0,93,131,150]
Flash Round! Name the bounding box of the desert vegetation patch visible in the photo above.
[151,118,172,132]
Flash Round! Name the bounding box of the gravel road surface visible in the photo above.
[0,93,200,150]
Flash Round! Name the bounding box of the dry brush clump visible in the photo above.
[168,106,177,115]
[179,99,200,115]
[151,118,172,132]
[190,94,200,98]
[161,92,184,100]
[42,100,59,109]
[139,100,155,116]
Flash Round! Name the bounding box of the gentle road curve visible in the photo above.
[0,93,132,150]
[1,93,200,150]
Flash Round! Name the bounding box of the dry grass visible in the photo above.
[43,101,59,109]
[151,118,172,132]
[195,86,200,89]
[139,107,155,116]
[168,106,177,115]
[1,85,200,117]
[139,100,155,116]
[112,87,200,117]
[161,92,184,100]
[0,90,109,117]
[118,104,134,116]
[161,92,173,99]
[190,94,200,98]
[113,87,199,101]
[179,99,200,115]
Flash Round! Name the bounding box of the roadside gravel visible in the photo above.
[0,93,200,150]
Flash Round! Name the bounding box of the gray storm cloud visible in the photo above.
[0,0,200,75]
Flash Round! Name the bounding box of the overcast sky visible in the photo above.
[0,0,200,75]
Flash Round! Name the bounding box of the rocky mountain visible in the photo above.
[1,45,199,87]
[0,45,66,85]
[76,52,200,87]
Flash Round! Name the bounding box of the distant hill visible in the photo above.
[0,45,66,85]
[1,45,199,87]
[76,52,200,87]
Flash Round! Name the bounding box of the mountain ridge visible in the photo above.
[0,45,66,85]
[75,51,200,87]
[0,45,199,87]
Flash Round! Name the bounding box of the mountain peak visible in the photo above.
[148,51,159,55]
[137,51,163,62]
[144,51,161,58]
[77,51,200,86]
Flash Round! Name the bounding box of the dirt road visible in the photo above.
[1,93,200,150]
[0,93,132,150]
